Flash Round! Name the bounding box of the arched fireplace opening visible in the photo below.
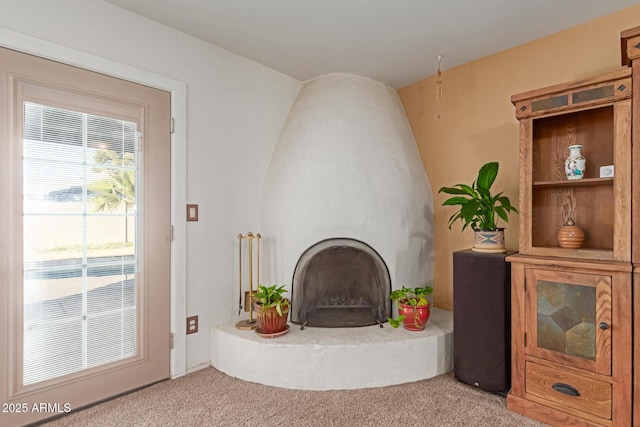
[290,238,391,327]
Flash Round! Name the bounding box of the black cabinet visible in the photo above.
[453,249,514,394]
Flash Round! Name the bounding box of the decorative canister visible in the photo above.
[557,218,585,249]
[564,144,586,180]
[472,228,506,253]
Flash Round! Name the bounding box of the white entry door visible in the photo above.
[0,47,171,426]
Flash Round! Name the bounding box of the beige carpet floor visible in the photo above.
[44,367,548,426]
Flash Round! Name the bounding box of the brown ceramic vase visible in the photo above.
[557,218,585,249]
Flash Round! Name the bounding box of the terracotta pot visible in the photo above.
[254,299,290,334]
[473,228,506,253]
[398,301,430,331]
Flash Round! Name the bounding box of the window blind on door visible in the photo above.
[23,102,138,385]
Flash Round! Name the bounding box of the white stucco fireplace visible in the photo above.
[258,72,434,291]
[211,73,453,390]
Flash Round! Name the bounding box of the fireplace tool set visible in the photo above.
[235,232,261,330]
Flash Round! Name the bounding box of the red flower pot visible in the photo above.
[398,301,430,331]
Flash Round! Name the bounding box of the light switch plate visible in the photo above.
[187,204,198,221]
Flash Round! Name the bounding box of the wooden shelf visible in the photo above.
[533,178,614,188]
[528,246,614,260]
[515,92,630,261]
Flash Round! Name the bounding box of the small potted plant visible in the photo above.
[438,161,518,253]
[253,284,290,336]
[388,285,433,331]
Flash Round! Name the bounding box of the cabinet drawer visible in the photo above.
[525,362,611,419]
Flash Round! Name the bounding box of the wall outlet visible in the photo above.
[187,315,198,334]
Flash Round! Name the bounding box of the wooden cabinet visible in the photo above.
[508,70,633,426]
[621,24,640,427]
[508,257,631,426]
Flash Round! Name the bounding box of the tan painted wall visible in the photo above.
[399,5,640,310]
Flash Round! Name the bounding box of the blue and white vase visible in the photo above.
[564,145,586,180]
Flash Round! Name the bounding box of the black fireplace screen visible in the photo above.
[290,238,391,327]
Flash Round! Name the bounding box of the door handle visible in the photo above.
[552,383,580,397]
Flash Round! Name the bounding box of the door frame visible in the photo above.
[0,27,188,378]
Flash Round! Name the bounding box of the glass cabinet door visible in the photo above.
[524,269,612,375]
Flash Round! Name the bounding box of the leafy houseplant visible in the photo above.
[388,285,433,331]
[438,161,518,253]
[253,284,290,335]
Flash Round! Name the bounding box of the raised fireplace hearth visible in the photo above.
[212,308,453,390]
[291,238,390,328]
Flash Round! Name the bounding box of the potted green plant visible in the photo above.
[388,285,433,331]
[253,284,290,336]
[438,161,518,253]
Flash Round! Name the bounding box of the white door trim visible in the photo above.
[0,27,188,378]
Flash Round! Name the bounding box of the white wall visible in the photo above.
[0,0,302,373]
